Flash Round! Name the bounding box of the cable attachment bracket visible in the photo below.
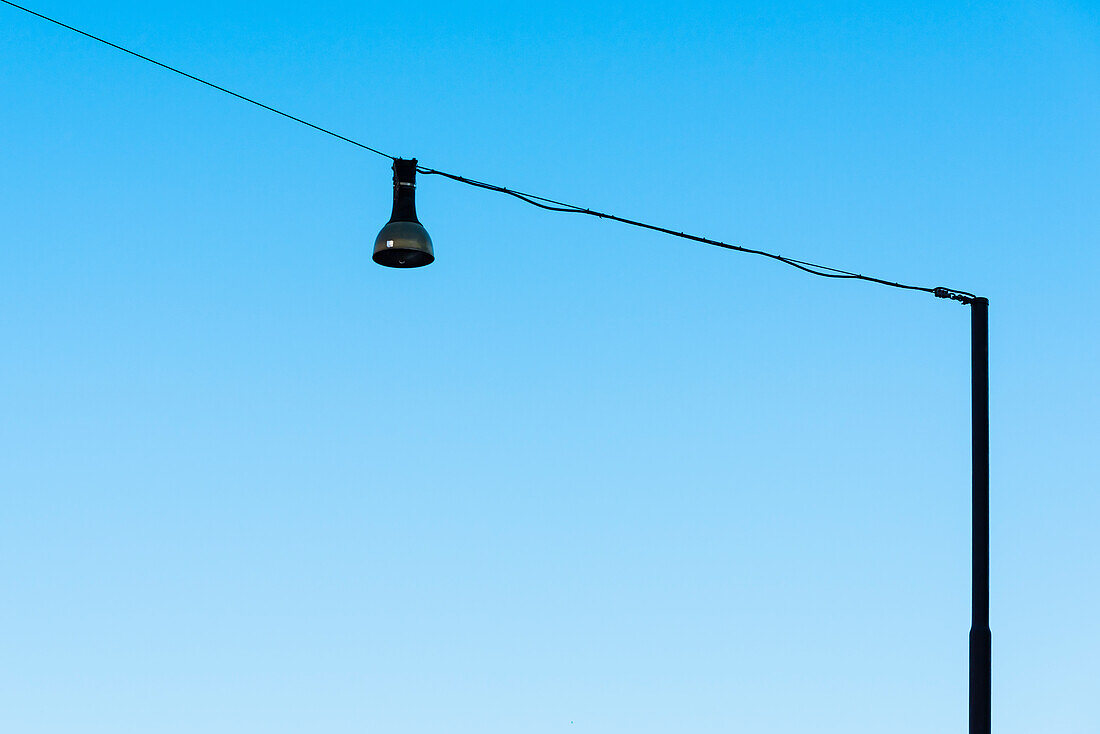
[934,287,978,305]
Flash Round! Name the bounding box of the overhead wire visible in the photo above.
[416,167,977,300]
[1,0,977,304]
[0,0,393,160]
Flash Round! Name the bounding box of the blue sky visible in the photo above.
[1,1,1098,732]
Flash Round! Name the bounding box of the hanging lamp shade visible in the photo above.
[373,158,434,268]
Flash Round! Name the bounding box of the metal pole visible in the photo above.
[970,297,991,734]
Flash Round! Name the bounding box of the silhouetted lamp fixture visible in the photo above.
[373,158,434,268]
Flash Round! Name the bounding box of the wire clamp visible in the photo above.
[934,287,976,305]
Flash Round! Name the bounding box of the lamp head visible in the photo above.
[373,158,434,268]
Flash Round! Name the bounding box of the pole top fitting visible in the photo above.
[934,287,983,306]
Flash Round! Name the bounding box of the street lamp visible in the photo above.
[0,0,992,728]
[372,158,434,268]
[374,159,993,734]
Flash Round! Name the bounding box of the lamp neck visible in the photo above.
[389,158,420,223]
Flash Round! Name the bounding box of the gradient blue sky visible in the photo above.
[2,1,1098,732]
